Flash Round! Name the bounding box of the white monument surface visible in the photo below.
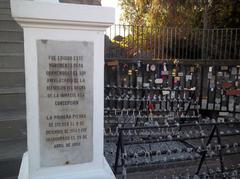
[10,0,115,178]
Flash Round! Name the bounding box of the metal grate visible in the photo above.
[105,25,240,62]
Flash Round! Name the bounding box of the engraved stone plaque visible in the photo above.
[37,40,93,167]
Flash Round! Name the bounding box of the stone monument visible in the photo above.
[10,0,115,178]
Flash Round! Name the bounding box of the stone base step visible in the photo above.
[0,30,23,41]
[0,139,26,178]
[0,71,25,88]
[0,109,25,122]
[5,176,18,179]
[0,110,26,179]
[0,87,25,94]
[0,53,24,69]
[0,41,24,53]
[0,8,11,15]
[0,1,25,178]
[0,0,10,2]
[0,20,22,31]
[0,15,14,20]
[0,158,22,179]
[0,13,12,19]
[0,69,24,72]
[0,1,10,9]
[0,93,25,111]
[0,119,26,142]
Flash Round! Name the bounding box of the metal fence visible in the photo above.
[104,25,240,179]
[105,25,240,62]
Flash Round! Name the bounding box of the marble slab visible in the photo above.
[37,40,93,167]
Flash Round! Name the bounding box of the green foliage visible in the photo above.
[207,0,240,28]
[119,0,240,28]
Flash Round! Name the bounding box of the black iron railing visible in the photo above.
[105,25,240,61]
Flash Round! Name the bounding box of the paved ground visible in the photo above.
[115,154,240,179]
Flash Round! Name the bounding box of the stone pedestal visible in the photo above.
[10,0,115,179]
